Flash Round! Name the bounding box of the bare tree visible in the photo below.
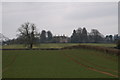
[89,29,104,43]
[17,22,38,49]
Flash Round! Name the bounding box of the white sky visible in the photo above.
[0,2,2,33]
[1,2,119,39]
[1,0,119,2]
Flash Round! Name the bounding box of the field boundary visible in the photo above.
[1,48,61,50]
[62,45,120,56]
[1,44,120,56]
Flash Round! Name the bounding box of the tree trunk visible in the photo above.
[30,43,33,49]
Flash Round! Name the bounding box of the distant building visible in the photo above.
[59,36,68,43]
[53,35,68,43]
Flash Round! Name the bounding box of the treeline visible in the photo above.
[2,22,120,49]
[71,27,104,43]
[4,30,68,45]
[2,22,120,45]
[4,27,120,45]
[71,27,120,43]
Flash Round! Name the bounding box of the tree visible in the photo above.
[71,27,88,43]
[105,35,113,43]
[47,31,53,42]
[40,30,47,43]
[81,27,88,42]
[17,22,38,49]
[105,35,109,42]
[71,30,79,43]
[89,29,104,43]
[109,35,113,42]
[114,34,119,42]
[76,28,82,42]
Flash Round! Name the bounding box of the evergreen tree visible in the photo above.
[109,35,113,42]
[82,27,88,42]
[40,30,46,43]
[71,30,79,43]
[47,31,53,42]
[76,28,82,42]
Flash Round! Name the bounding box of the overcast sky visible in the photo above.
[2,2,118,39]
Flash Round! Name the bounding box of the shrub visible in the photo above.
[117,40,120,49]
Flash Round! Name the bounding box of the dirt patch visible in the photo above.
[2,55,18,73]
[69,53,119,73]
[63,53,118,77]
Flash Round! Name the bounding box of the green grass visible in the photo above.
[2,44,26,49]
[80,43,116,47]
[2,43,78,49]
[2,49,118,78]
[2,43,116,49]
[34,43,78,48]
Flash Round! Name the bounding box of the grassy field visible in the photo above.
[80,43,116,47]
[2,49,118,78]
[2,43,116,49]
[2,43,78,49]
